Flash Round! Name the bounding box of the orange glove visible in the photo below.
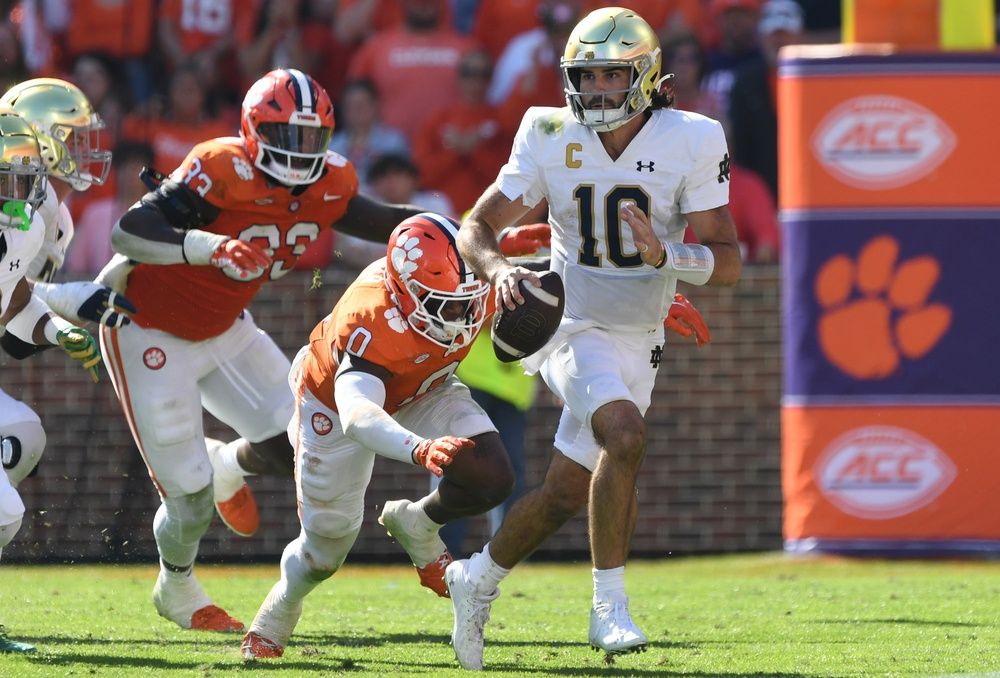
[412,436,475,477]
[210,239,272,279]
[664,293,711,346]
[499,223,550,256]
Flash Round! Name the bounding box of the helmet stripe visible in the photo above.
[287,69,314,113]
[417,212,473,284]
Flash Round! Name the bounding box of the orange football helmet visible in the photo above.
[385,213,490,353]
[240,69,334,186]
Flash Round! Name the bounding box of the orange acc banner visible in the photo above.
[779,49,1000,555]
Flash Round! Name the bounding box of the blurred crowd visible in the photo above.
[0,0,843,274]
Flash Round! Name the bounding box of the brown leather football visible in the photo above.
[491,271,564,363]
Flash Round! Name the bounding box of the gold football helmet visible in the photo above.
[0,109,46,231]
[560,7,664,132]
[0,78,111,190]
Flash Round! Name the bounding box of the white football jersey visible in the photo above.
[27,182,74,282]
[0,210,46,317]
[497,106,730,332]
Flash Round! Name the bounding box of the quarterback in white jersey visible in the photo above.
[449,7,742,669]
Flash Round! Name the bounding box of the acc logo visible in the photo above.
[232,156,254,181]
[816,425,956,519]
[311,412,333,435]
[812,95,956,190]
[143,347,166,370]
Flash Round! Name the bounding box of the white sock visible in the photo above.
[411,495,445,531]
[220,439,254,478]
[468,543,510,594]
[160,561,193,579]
[593,566,626,604]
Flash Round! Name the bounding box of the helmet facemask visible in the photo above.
[402,277,489,353]
[0,161,46,231]
[44,115,112,190]
[562,48,661,132]
[250,116,332,186]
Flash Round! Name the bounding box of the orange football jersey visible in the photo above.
[301,259,492,415]
[126,137,359,340]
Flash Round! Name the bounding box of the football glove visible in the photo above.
[33,281,137,327]
[56,327,102,383]
[664,293,711,346]
[499,224,550,256]
[411,436,475,477]
[210,239,272,279]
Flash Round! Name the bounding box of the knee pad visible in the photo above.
[0,480,25,549]
[157,485,215,544]
[2,420,46,486]
[295,528,360,576]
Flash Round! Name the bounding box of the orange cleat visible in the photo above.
[417,550,454,598]
[242,631,284,659]
[215,484,260,537]
[190,605,245,633]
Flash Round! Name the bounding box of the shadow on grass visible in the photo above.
[807,617,981,627]
[25,654,332,672]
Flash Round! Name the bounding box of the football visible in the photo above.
[491,271,565,363]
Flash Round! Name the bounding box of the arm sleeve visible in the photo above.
[495,108,546,208]
[679,119,731,215]
[333,369,424,466]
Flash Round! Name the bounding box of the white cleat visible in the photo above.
[206,437,259,537]
[379,499,451,597]
[246,582,303,654]
[444,559,500,670]
[589,597,648,655]
[153,570,213,629]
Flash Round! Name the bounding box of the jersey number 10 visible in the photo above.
[573,185,650,269]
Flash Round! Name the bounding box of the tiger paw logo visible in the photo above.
[815,235,951,379]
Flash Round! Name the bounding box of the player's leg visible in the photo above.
[200,315,296,536]
[100,323,242,632]
[0,392,46,487]
[379,378,512,597]
[244,379,372,658]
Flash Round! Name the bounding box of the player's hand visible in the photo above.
[498,223,550,256]
[492,265,540,311]
[209,239,272,279]
[664,293,711,346]
[56,326,101,383]
[619,200,662,266]
[412,436,475,477]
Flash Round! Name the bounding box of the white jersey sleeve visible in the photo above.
[496,107,559,209]
[0,212,47,318]
[27,183,74,282]
[679,118,730,214]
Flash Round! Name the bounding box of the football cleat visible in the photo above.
[206,438,260,537]
[153,570,244,632]
[589,597,648,655]
[191,605,246,633]
[445,559,500,670]
[378,499,452,597]
[0,630,35,653]
[242,631,284,659]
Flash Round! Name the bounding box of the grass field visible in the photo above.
[2,553,999,677]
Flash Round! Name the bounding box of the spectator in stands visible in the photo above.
[472,0,545,62]
[346,0,475,141]
[728,165,780,264]
[662,31,724,122]
[702,0,764,128]
[334,154,454,269]
[65,142,154,275]
[158,0,261,105]
[0,20,29,94]
[729,0,804,201]
[414,49,508,215]
[328,79,409,191]
[59,0,156,105]
[239,0,352,104]
[487,0,580,106]
[582,0,705,38]
[121,62,235,178]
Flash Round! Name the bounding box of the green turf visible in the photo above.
[1,553,999,677]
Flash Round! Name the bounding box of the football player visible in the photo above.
[241,212,513,659]
[0,109,103,654]
[98,69,547,633]
[450,7,742,668]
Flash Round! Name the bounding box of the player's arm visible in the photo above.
[458,183,538,310]
[333,352,471,476]
[112,178,269,275]
[683,205,742,286]
[331,193,424,244]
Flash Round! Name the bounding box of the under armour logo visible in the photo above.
[8,258,19,271]
[650,345,663,368]
[717,153,731,183]
[636,160,655,172]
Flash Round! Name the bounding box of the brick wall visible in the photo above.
[1,266,782,563]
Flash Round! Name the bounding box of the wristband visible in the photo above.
[182,230,229,265]
[653,241,668,269]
